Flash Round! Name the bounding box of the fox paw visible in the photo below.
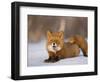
[44,59,51,63]
[84,54,88,57]
[44,58,59,63]
[50,59,59,63]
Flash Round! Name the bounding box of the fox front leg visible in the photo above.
[44,51,54,62]
[44,56,60,63]
[44,51,60,63]
[44,57,52,62]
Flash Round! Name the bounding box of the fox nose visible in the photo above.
[52,43,56,48]
[53,43,55,45]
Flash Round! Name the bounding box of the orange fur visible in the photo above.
[45,31,88,63]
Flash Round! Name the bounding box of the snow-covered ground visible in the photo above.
[27,40,88,67]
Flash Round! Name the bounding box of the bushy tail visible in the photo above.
[68,35,88,57]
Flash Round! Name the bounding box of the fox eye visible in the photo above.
[49,39,52,42]
[51,40,53,42]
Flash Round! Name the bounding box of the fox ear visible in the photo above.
[47,31,52,38]
[59,31,64,39]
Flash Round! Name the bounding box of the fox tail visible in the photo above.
[68,35,88,57]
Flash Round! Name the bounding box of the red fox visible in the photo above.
[45,31,88,63]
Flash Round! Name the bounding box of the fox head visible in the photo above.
[47,31,64,53]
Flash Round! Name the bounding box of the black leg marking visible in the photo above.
[83,52,88,57]
[44,57,52,62]
[44,56,60,63]
[50,56,60,63]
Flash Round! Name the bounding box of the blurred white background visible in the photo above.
[0,0,99,82]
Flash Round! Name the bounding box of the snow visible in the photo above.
[27,40,88,67]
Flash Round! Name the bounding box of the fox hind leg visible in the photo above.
[83,51,88,57]
[81,48,88,57]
